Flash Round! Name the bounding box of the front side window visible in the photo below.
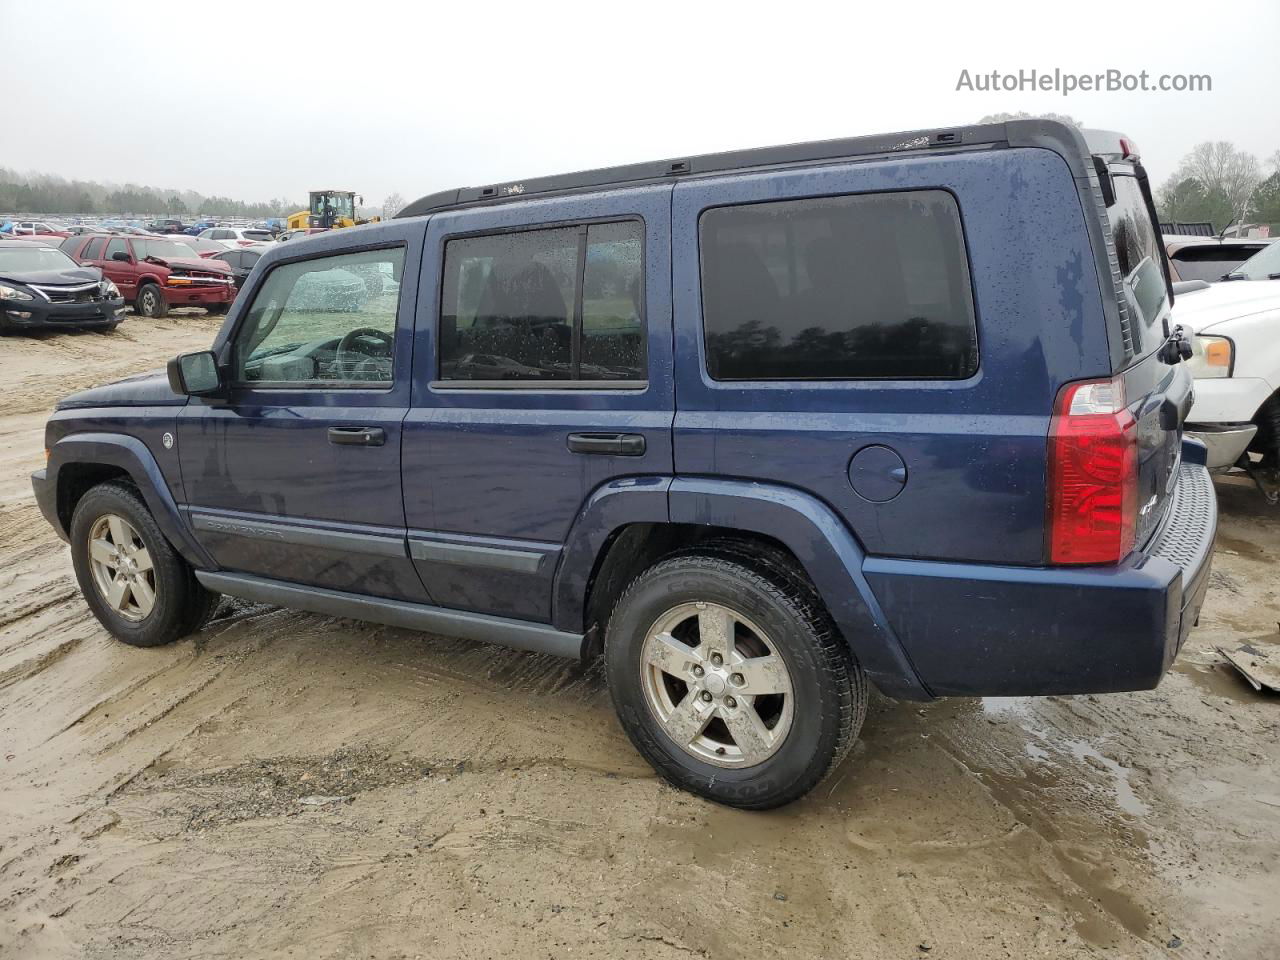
[439,220,645,383]
[231,247,405,386]
[700,190,978,380]
[105,238,129,261]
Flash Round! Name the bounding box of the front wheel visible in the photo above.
[135,283,168,318]
[604,554,866,808]
[70,482,219,647]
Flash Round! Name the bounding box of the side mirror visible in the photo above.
[111,251,130,262]
[167,350,223,397]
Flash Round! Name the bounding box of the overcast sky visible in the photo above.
[3,0,1278,207]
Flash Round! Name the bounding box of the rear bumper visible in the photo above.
[1186,422,1257,469]
[864,457,1217,697]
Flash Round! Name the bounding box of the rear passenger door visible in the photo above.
[405,185,673,622]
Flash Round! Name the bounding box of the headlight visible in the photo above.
[99,278,120,298]
[1186,335,1233,379]
[0,283,34,301]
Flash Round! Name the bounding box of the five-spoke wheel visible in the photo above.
[87,513,157,621]
[70,481,219,647]
[641,601,793,768]
[606,551,866,809]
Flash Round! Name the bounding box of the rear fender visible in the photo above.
[552,476,671,634]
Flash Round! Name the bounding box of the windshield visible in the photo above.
[311,193,354,219]
[1228,241,1280,281]
[0,246,79,273]
[133,239,199,261]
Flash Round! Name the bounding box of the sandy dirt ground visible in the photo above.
[1,312,1277,960]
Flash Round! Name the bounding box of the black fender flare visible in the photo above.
[553,474,930,700]
[45,432,213,569]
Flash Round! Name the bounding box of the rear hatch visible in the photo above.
[1099,153,1191,549]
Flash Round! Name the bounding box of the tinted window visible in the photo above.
[1108,175,1167,349]
[242,251,262,267]
[244,230,272,241]
[215,251,240,268]
[232,248,405,386]
[700,191,977,380]
[105,238,129,260]
[82,238,105,259]
[439,220,646,383]
[1170,247,1260,283]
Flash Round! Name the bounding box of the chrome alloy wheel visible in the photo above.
[87,514,156,622]
[640,601,794,768]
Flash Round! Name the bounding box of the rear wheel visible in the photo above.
[70,482,219,647]
[135,283,168,318]
[605,553,865,808]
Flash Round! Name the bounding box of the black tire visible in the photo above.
[1251,392,1280,468]
[135,283,168,318]
[206,302,230,316]
[70,481,219,647]
[604,553,865,809]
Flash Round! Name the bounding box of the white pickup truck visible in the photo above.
[1173,240,1280,473]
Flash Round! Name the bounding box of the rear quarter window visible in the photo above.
[1108,175,1168,354]
[699,190,978,380]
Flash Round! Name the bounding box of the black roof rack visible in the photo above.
[395,119,1092,220]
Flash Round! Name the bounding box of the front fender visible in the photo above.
[46,433,213,569]
[668,477,930,701]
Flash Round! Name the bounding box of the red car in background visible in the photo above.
[61,234,235,317]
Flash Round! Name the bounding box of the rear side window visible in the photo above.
[1109,175,1167,350]
[439,220,646,383]
[699,190,978,380]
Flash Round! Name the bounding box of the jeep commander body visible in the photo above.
[32,120,1217,808]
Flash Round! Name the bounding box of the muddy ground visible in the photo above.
[0,312,1277,960]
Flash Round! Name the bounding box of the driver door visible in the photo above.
[177,232,428,602]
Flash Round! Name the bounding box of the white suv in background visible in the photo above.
[1175,240,1280,472]
[197,226,274,248]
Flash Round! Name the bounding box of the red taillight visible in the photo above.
[1046,376,1138,565]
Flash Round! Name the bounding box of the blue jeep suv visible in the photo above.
[31,120,1217,808]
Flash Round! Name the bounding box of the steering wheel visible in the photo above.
[334,327,394,381]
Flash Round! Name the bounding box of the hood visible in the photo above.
[0,264,102,286]
[144,255,232,274]
[57,369,186,410]
[1171,278,1280,334]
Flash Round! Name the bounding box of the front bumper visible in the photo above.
[31,467,66,541]
[1186,422,1258,469]
[2,295,126,329]
[161,281,234,306]
[864,454,1217,697]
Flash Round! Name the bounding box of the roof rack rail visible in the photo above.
[395,119,1092,221]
